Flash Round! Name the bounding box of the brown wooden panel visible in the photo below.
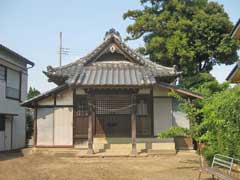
[95,116,104,136]
[75,113,88,138]
[74,95,89,138]
[136,116,151,137]
[96,114,131,137]
[136,95,152,137]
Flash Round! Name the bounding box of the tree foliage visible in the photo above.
[123,0,239,87]
[166,76,236,161]
[172,81,240,161]
[200,85,240,160]
[27,86,40,99]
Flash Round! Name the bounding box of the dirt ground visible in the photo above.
[0,151,212,180]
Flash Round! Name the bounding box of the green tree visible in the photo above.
[27,86,40,99]
[123,0,239,87]
[26,87,40,142]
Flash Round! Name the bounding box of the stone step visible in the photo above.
[151,142,175,150]
[104,149,143,154]
[147,149,176,155]
[93,138,175,144]
[93,143,175,150]
[74,139,88,149]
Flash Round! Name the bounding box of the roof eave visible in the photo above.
[0,44,34,67]
[157,82,203,99]
[21,84,68,107]
[231,19,240,39]
[226,64,238,82]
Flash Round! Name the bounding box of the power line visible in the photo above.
[57,32,82,62]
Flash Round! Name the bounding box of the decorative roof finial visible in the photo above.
[104,28,121,41]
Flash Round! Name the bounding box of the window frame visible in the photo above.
[0,65,6,81]
[5,67,22,101]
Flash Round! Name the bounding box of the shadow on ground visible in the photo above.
[0,150,24,161]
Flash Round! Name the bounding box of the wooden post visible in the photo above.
[33,107,37,147]
[131,95,137,155]
[87,105,94,154]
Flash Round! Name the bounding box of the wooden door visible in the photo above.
[74,96,89,138]
[0,115,5,151]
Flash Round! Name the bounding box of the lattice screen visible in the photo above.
[95,95,131,114]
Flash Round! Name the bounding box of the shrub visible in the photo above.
[158,126,190,139]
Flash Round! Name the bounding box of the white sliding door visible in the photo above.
[54,107,73,145]
[153,98,173,136]
[37,108,54,145]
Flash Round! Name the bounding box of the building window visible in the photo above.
[0,65,6,80]
[0,115,5,131]
[6,68,21,100]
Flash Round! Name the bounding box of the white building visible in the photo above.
[0,44,34,151]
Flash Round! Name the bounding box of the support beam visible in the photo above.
[131,96,137,155]
[87,106,94,154]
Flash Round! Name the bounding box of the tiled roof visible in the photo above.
[77,62,156,86]
[43,29,180,86]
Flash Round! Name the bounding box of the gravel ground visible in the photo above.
[0,151,212,180]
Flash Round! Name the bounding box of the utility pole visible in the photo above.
[59,32,62,67]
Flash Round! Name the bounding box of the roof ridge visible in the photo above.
[52,37,112,70]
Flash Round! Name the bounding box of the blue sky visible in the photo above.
[0,0,239,92]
